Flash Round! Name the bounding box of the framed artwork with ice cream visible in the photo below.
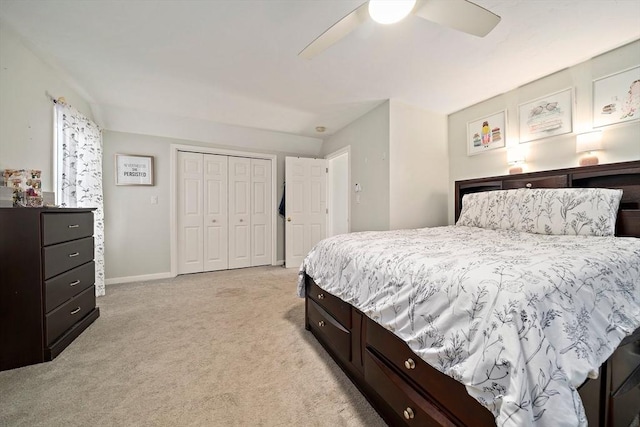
[518,88,573,143]
[593,66,640,128]
[467,110,506,156]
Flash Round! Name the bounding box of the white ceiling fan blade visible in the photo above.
[414,0,501,37]
[298,2,369,60]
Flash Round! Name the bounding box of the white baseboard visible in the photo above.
[106,272,174,285]
[275,259,284,266]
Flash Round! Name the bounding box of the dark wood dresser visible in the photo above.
[0,207,100,371]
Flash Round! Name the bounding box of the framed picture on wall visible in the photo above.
[518,88,573,143]
[592,66,640,128]
[115,154,154,186]
[467,110,506,156]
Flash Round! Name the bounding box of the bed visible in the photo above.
[298,160,640,427]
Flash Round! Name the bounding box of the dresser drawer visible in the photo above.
[45,261,95,312]
[502,174,568,189]
[45,285,95,346]
[364,348,454,427]
[42,212,93,246]
[307,299,350,362]
[43,237,94,280]
[366,319,495,427]
[307,279,351,328]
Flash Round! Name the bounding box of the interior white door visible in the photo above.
[178,151,204,274]
[228,156,251,269]
[285,157,327,268]
[203,154,228,272]
[250,158,272,266]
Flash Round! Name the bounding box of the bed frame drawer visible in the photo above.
[306,279,351,328]
[364,348,455,427]
[307,299,350,363]
[366,318,495,426]
[609,335,640,426]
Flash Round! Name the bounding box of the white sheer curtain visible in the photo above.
[54,103,105,296]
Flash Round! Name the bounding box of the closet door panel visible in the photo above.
[251,159,272,266]
[203,154,228,272]
[228,157,251,269]
[178,152,204,274]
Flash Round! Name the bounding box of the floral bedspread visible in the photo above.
[297,225,640,427]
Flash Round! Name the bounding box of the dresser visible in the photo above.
[0,207,100,371]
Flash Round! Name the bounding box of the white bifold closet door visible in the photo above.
[178,151,271,274]
[228,157,250,269]
[203,154,229,271]
[178,152,229,274]
[250,158,272,267]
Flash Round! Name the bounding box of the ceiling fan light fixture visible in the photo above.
[368,0,416,25]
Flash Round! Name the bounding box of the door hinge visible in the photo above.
[326,208,328,214]
[326,167,328,173]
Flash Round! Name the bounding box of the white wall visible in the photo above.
[389,100,449,229]
[0,22,93,190]
[103,130,312,281]
[448,40,640,223]
[328,152,349,236]
[321,102,391,232]
[0,20,323,283]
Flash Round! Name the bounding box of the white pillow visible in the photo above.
[456,188,622,236]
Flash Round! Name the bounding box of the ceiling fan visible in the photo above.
[298,0,501,59]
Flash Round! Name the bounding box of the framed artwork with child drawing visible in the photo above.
[467,110,506,156]
[593,66,640,128]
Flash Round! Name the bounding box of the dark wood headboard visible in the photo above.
[454,160,640,237]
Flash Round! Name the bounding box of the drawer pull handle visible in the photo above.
[69,280,81,287]
[68,224,80,228]
[70,307,81,315]
[69,252,80,258]
[404,407,415,420]
[526,183,532,188]
[318,293,325,300]
[318,320,325,327]
[404,358,416,370]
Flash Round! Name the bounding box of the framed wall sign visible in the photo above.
[115,154,154,186]
[467,110,506,156]
[592,66,640,128]
[518,88,573,143]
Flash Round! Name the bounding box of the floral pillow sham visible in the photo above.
[456,188,623,236]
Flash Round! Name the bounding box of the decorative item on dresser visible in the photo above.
[0,208,100,372]
[302,160,640,427]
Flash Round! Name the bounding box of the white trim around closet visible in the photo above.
[169,143,278,277]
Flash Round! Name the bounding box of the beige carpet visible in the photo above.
[0,266,385,427]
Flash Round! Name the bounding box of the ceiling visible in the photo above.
[1,0,639,143]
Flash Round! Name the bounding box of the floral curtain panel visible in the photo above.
[54,103,105,296]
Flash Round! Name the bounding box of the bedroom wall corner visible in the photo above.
[102,130,305,281]
[0,21,94,192]
[321,101,391,232]
[447,40,640,224]
[389,100,449,230]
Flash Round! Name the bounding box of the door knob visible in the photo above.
[239,219,244,222]
[212,219,216,223]
[287,217,292,222]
